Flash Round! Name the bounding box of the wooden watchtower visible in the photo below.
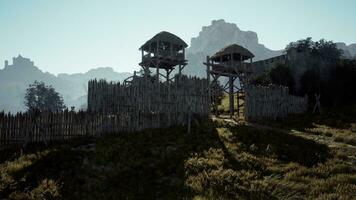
[204,44,255,118]
[139,31,188,82]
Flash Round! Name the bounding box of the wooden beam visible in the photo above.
[229,76,234,118]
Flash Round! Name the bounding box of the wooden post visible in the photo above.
[166,69,171,125]
[182,47,185,62]
[156,65,159,83]
[229,76,234,118]
[237,90,240,118]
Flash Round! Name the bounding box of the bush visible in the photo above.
[24,81,66,112]
[269,63,295,94]
[299,60,356,107]
[327,60,356,106]
[252,63,295,94]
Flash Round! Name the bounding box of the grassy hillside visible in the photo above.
[1,107,355,199]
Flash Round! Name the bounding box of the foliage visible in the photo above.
[252,73,271,86]
[252,63,295,94]
[211,80,224,111]
[299,60,356,106]
[299,69,322,100]
[286,37,314,53]
[268,63,295,93]
[285,37,342,61]
[312,39,342,60]
[24,81,66,112]
[280,38,356,107]
[327,60,356,106]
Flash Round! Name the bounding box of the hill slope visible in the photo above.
[336,42,356,58]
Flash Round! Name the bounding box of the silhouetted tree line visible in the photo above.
[253,38,356,107]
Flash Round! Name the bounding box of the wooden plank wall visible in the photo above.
[244,84,308,121]
[0,111,133,149]
[87,74,209,127]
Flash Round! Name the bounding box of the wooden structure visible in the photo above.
[139,31,188,82]
[87,74,209,122]
[1,74,209,149]
[244,85,308,121]
[0,111,157,149]
[204,44,254,118]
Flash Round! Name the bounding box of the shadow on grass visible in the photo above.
[0,138,95,164]
[262,105,356,132]
[1,121,225,199]
[226,125,331,167]
[1,120,332,199]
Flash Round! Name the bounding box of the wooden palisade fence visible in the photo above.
[244,84,308,121]
[88,74,209,126]
[1,75,209,150]
[0,111,133,149]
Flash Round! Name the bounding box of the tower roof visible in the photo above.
[211,44,254,60]
[140,31,188,51]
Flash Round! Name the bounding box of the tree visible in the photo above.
[210,80,224,113]
[327,60,356,106]
[252,73,271,86]
[268,63,295,93]
[286,37,313,53]
[285,37,342,61]
[24,81,66,112]
[299,69,321,99]
[251,63,295,94]
[312,39,342,61]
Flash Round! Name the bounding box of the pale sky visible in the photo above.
[0,0,355,74]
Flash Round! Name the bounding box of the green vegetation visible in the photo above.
[254,38,356,107]
[25,81,66,112]
[253,63,295,93]
[1,108,355,199]
[286,37,342,61]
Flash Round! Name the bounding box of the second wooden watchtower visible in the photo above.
[139,31,188,82]
[205,44,255,118]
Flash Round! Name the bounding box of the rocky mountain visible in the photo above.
[0,55,131,113]
[336,42,356,59]
[183,19,283,77]
[57,68,131,99]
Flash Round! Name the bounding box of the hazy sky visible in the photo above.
[0,0,355,74]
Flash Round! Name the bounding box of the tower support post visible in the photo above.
[229,76,235,118]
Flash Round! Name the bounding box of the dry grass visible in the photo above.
[0,106,355,199]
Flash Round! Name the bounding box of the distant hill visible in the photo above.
[183,19,283,77]
[2,20,354,112]
[336,42,356,59]
[0,55,131,113]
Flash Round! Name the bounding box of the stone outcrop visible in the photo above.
[184,19,283,77]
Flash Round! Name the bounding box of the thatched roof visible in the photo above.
[140,31,188,51]
[212,44,254,59]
